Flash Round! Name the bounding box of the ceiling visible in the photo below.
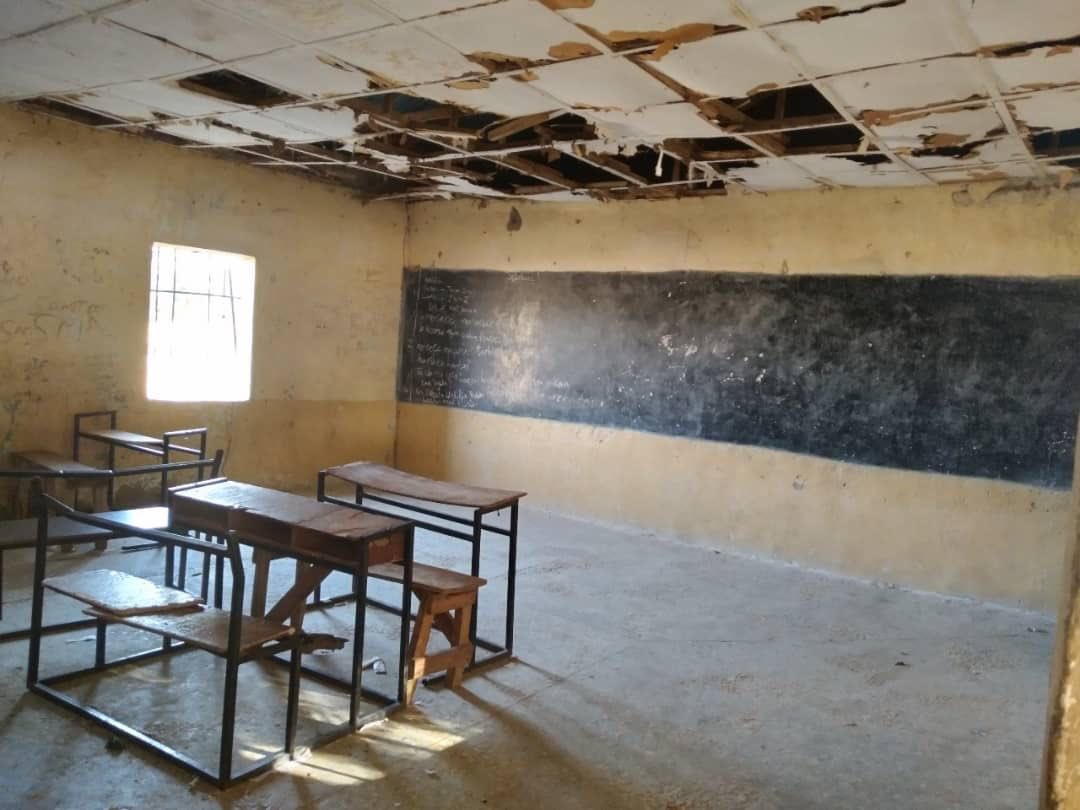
[4,0,1080,200]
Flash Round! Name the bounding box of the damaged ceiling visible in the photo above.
[3,0,1080,200]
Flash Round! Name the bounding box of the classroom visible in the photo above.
[2,1,1080,808]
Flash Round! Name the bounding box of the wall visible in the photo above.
[400,183,1080,611]
[0,105,405,498]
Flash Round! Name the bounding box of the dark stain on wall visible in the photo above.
[398,268,1080,488]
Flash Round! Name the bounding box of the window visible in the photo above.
[147,242,255,402]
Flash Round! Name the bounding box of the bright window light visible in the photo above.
[146,242,255,402]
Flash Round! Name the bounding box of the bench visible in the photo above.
[10,451,110,544]
[370,561,486,703]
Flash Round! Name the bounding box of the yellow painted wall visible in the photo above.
[400,185,1080,611]
[0,105,405,497]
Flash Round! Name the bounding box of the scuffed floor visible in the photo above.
[0,507,1053,809]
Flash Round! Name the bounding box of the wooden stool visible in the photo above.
[370,562,486,704]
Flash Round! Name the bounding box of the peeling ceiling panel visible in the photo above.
[412,76,561,117]
[54,89,174,122]
[647,30,804,99]
[261,103,364,140]
[721,158,822,190]
[959,0,1080,50]
[903,135,1031,170]
[106,0,294,62]
[528,55,681,110]
[216,110,323,141]
[418,0,598,64]
[827,58,988,117]
[1009,89,1080,134]
[153,119,269,146]
[548,0,743,42]
[870,104,1005,151]
[368,0,494,21]
[320,25,480,85]
[583,103,725,141]
[107,79,248,117]
[202,0,394,42]
[925,161,1041,184]
[737,0,883,26]
[992,49,1080,95]
[789,155,930,187]
[769,0,969,77]
[233,47,374,98]
[0,0,75,39]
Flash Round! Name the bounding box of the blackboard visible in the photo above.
[398,268,1080,488]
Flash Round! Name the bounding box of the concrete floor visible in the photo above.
[0,507,1055,810]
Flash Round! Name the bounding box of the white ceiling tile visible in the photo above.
[418,0,596,63]
[216,109,324,141]
[0,0,76,39]
[0,41,82,98]
[870,104,1005,151]
[107,0,293,61]
[825,170,930,187]
[411,75,562,117]
[738,0,880,25]
[991,48,1080,94]
[927,161,1039,183]
[528,55,682,110]
[826,58,988,117]
[153,119,269,145]
[902,135,1031,170]
[958,0,1080,50]
[648,30,803,99]
[720,158,822,190]
[202,0,393,42]
[769,0,969,77]
[56,89,166,121]
[233,47,374,98]
[261,103,364,140]
[107,79,248,117]
[321,25,480,85]
[583,103,724,140]
[1009,88,1080,133]
[368,0,493,21]
[554,0,742,37]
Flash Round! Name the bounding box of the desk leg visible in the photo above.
[468,511,482,665]
[251,549,272,618]
[506,501,518,655]
[349,545,369,731]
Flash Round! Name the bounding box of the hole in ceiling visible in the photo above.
[178,70,301,107]
[515,151,624,185]
[669,137,760,161]
[616,145,685,184]
[784,123,867,153]
[833,153,891,165]
[1031,128,1080,158]
[733,84,843,124]
[911,138,990,160]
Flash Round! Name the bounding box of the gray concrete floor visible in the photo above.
[0,507,1055,809]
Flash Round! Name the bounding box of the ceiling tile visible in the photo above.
[233,47,374,98]
[527,55,681,110]
[870,104,1005,151]
[202,0,394,42]
[553,0,743,36]
[320,25,480,85]
[418,0,597,64]
[368,0,494,21]
[57,88,175,122]
[107,0,293,61]
[789,154,929,186]
[926,161,1040,183]
[647,30,803,99]
[0,41,83,98]
[411,75,561,118]
[583,102,725,141]
[719,158,822,190]
[108,79,249,116]
[826,58,988,117]
[153,119,269,145]
[0,0,76,39]
[769,0,968,77]
[738,0,880,25]
[261,103,364,140]
[958,0,1080,50]
[1008,88,1080,133]
[216,109,324,141]
[903,135,1031,170]
[990,48,1080,95]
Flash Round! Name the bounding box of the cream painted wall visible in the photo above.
[401,185,1080,611]
[0,105,405,496]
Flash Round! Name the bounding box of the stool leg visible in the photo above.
[406,595,434,705]
[447,602,474,690]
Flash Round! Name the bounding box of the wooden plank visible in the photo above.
[324,462,525,510]
[370,561,486,595]
[12,451,102,475]
[265,563,333,625]
[44,569,201,616]
[87,606,294,657]
[80,429,163,446]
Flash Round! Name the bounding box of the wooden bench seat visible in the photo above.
[13,451,103,475]
[85,606,295,657]
[370,562,486,703]
[43,569,201,616]
[0,516,112,551]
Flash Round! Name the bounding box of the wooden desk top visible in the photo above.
[79,429,163,447]
[96,506,171,531]
[12,450,102,475]
[323,462,526,511]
